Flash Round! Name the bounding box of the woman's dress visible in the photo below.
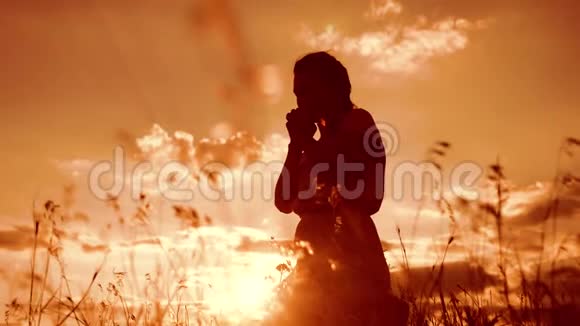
[269,109,398,325]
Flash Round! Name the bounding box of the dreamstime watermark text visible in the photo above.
[88,122,483,202]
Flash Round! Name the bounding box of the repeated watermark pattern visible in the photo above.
[88,122,483,203]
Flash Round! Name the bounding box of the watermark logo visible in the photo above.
[363,121,399,157]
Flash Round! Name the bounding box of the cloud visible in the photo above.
[126,237,162,247]
[133,124,266,169]
[0,225,48,251]
[80,242,110,253]
[391,260,500,294]
[366,0,403,18]
[235,237,398,254]
[548,265,580,299]
[518,258,580,302]
[505,182,580,227]
[299,0,487,74]
[0,221,103,254]
[447,181,579,254]
[449,181,580,232]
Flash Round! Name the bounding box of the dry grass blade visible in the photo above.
[56,264,104,325]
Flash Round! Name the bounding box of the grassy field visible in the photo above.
[3,136,579,326]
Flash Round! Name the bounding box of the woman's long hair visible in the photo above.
[293,51,355,113]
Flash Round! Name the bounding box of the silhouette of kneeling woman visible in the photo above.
[270,52,405,325]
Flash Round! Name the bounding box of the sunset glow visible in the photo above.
[0,0,579,325]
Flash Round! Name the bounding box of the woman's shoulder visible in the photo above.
[349,107,374,120]
[341,107,377,133]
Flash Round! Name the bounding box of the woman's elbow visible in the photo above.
[363,196,383,216]
[366,203,381,215]
[275,198,293,214]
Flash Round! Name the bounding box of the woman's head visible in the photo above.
[293,51,353,123]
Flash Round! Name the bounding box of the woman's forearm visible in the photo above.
[274,143,302,213]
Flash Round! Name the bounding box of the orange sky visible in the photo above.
[1,2,580,318]
[0,0,579,219]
